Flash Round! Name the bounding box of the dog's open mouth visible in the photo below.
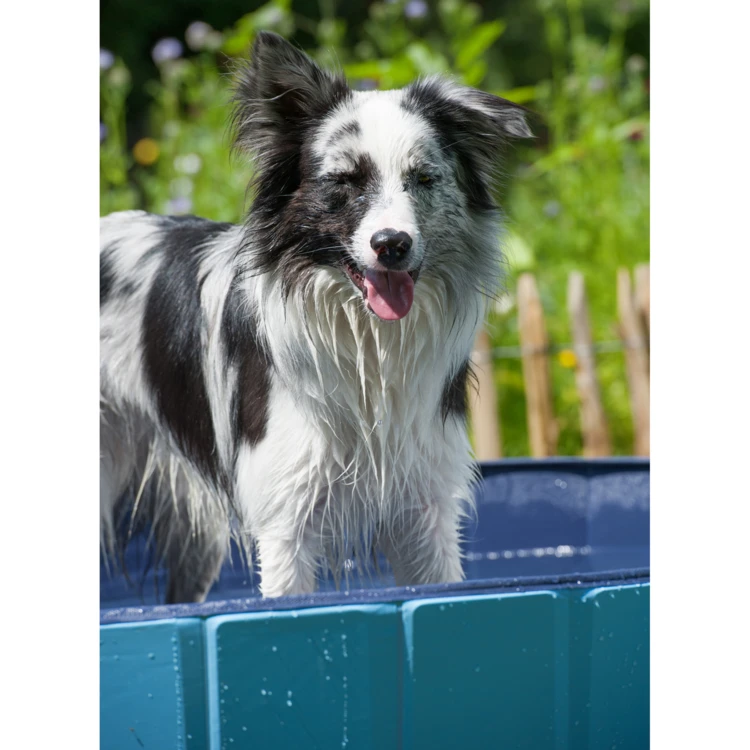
[343,258,420,321]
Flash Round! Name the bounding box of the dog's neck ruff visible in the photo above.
[248,265,484,495]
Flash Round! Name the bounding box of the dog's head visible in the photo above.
[233,32,532,321]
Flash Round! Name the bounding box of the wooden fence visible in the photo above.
[470,264,650,459]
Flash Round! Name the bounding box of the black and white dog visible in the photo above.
[100,32,531,602]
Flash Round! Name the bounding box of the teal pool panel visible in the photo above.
[203,604,401,749]
[401,584,650,750]
[573,584,650,750]
[401,591,563,749]
[100,618,206,750]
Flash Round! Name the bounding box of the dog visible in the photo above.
[100,31,532,602]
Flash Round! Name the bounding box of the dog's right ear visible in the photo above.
[232,31,349,157]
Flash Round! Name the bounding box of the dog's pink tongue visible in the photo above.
[364,269,414,321]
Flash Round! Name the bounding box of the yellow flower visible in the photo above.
[133,138,159,166]
[558,349,577,369]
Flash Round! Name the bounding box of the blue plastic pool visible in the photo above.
[101,457,649,749]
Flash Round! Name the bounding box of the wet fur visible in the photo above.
[100,32,532,602]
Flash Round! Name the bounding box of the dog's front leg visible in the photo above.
[380,494,465,586]
[253,526,324,598]
[235,437,326,598]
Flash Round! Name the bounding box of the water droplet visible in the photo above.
[474,666,481,673]
[113,655,119,661]
[287,690,293,698]
[147,652,155,660]
[242,726,247,732]
[147,693,153,699]
[260,689,267,696]
[187,734,192,740]
[286,700,293,707]
[325,675,331,681]
[271,646,277,652]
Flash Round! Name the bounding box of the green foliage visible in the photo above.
[494,0,649,456]
[100,0,649,457]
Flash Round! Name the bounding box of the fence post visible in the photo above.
[567,272,612,457]
[470,328,502,459]
[617,268,650,456]
[517,273,558,457]
[634,263,650,359]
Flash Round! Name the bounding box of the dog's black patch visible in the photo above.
[441,360,475,422]
[232,32,367,296]
[222,277,272,450]
[142,216,234,484]
[248,148,381,298]
[233,32,351,222]
[402,80,530,211]
[100,243,118,305]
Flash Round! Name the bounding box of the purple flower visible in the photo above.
[100,123,108,142]
[185,21,211,51]
[588,75,606,93]
[100,49,115,70]
[152,38,183,64]
[405,0,428,19]
[167,196,192,215]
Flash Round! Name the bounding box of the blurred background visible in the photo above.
[100,0,650,458]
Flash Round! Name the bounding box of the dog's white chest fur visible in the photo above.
[234,269,481,596]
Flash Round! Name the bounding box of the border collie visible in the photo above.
[100,31,531,602]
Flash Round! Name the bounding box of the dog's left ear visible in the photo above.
[456,88,534,140]
[404,77,533,147]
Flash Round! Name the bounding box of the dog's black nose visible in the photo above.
[370,229,413,268]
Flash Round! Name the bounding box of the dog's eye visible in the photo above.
[416,174,434,187]
[328,173,359,186]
